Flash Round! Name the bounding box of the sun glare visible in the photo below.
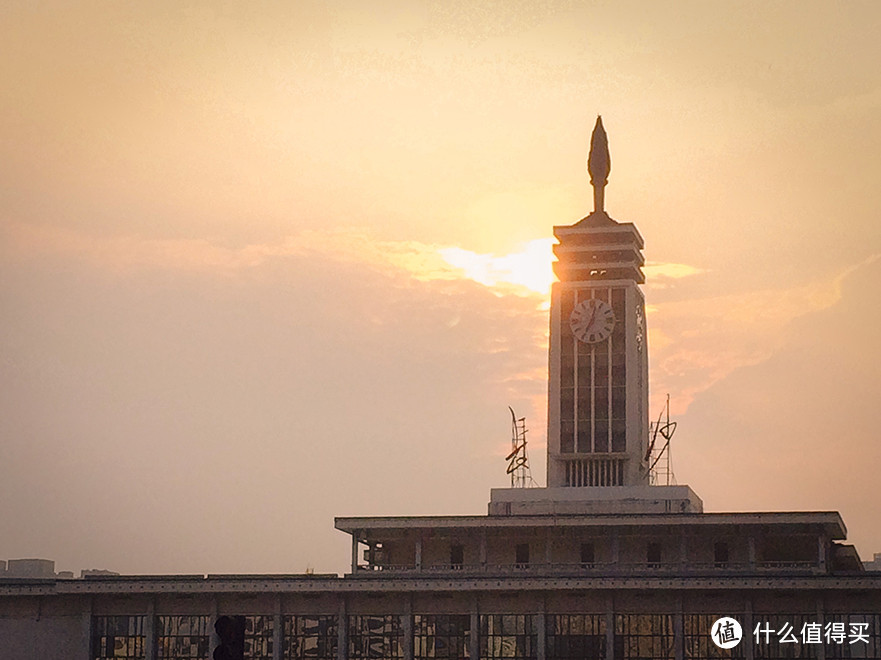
[438,238,556,296]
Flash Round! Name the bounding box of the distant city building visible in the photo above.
[3,558,56,579]
[80,569,122,579]
[1,119,879,659]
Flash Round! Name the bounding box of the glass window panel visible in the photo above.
[286,615,339,660]
[92,616,146,660]
[414,615,470,660]
[614,615,674,660]
[684,614,746,660]
[753,614,813,659]
[547,615,605,660]
[480,615,536,660]
[348,615,403,660]
[157,616,210,660]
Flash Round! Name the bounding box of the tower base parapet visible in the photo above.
[489,485,703,516]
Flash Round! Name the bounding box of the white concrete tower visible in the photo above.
[546,117,650,488]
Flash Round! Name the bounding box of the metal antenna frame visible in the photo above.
[506,406,536,488]
[647,394,677,485]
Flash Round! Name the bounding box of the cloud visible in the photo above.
[675,255,881,559]
[645,257,876,415]
[0,222,551,575]
[644,261,706,285]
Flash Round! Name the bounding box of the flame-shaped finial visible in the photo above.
[587,116,611,213]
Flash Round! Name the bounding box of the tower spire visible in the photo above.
[587,116,611,214]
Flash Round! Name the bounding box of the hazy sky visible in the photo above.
[2,1,880,575]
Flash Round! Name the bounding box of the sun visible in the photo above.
[437,238,556,297]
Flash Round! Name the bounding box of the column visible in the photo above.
[145,599,156,660]
[536,597,546,660]
[469,607,479,660]
[818,535,827,574]
[744,598,754,660]
[403,596,413,660]
[208,598,219,658]
[415,536,423,572]
[747,536,756,570]
[673,595,683,660]
[816,597,826,660]
[679,533,687,571]
[611,531,620,571]
[80,596,93,660]
[337,598,348,660]
[351,534,360,573]
[605,602,615,660]
[479,531,487,571]
[273,595,283,660]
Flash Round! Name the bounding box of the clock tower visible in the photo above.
[546,117,650,488]
[490,117,701,514]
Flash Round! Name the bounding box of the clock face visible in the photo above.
[570,298,616,343]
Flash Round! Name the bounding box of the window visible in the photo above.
[92,616,145,660]
[515,543,530,568]
[284,615,337,660]
[348,615,404,660]
[647,542,662,568]
[480,615,536,660]
[414,614,470,660]
[450,544,464,569]
[547,615,605,660]
[825,614,881,659]
[157,616,210,660]
[580,543,595,568]
[684,614,746,660]
[714,541,729,568]
[615,615,674,660]
[241,616,274,660]
[752,614,813,659]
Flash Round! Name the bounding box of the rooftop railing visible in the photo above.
[354,560,821,576]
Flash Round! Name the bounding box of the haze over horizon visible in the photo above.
[1,1,880,575]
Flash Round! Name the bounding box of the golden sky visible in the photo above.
[1,1,880,574]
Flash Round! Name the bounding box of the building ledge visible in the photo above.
[489,485,703,515]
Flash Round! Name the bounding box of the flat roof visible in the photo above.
[334,512,847,539]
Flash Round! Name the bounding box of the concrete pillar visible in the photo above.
[273,595,283,660]
[80,596,93,660]
[351,534,360,573]
[145,599,156,660]
[536,598,546,660]
[744,598,754,660]
[748,536,756,570]
[545,531,553,567]
[208,598,219,658]
[415,536,423,572]
[479,531,487,570]
[611,531,620,571]
[673,596,683,660]
[679,533,687,571]
[403,597,413,660]
[469,597,479,660]
[605,602,615,660]
[337,598,348,660]
[818,535,827,573]
[816,597,826,660]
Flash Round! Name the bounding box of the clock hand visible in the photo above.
[583,306,598,334]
